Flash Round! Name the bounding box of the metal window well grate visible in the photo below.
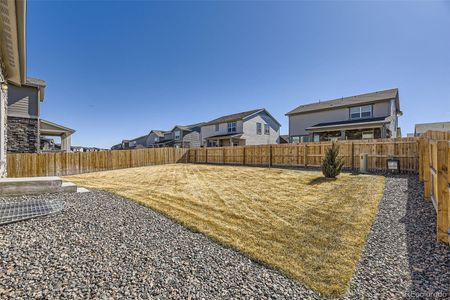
[0,199,65,225]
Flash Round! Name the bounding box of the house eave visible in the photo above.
[0,0,27,86]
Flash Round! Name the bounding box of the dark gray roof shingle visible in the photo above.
[203,109,263,126]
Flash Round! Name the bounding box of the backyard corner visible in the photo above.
[65,164,385,296]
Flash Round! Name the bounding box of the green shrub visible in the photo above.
[321,142,344,178]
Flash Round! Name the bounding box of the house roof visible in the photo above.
[204,132,243,139]
[40,119,76,136]
[415,122,450,135]
[25,77,46,87]
[171,123,204,132]
[203,108,281,127]
[203,109,263,126]
[279,135,289,142]
[150,130,169,137]
[286,88,399,115]
[306,117,389,131]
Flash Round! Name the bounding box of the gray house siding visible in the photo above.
[7,85,39,118]
[288,100,395,138]
[182,131,201,148]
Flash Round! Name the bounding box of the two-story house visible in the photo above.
[201,109,281,147]
[286,89,402,143]
[171,123,203,148]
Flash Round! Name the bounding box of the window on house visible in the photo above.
[256,122,262,135]
[174,131,181,140]
[154,137,158,142]
[264,124,270,135]
[227,122,237,133]
[350,105,372,119]
[362,130,374,139]
[215,124,219,131]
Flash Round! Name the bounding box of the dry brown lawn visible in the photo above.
[65,164,385,296]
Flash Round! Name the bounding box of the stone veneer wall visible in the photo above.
[7,116,40,153]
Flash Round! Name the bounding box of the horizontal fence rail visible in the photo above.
[7,148,189,178]
[187,138,419,173]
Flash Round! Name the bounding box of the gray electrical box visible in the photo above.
[360,153,368,173]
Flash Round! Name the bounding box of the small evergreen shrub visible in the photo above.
[321,142,344,178]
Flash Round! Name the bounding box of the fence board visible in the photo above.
[187,138,419,173]
[7,148,189,178]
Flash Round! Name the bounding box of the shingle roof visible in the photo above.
[172,123,205,132]
[286,88,399,115]
[150,130,168,137]
[203,109,264,126]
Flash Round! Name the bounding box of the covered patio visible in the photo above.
[306,117,391,142]
[204,133,245,147]
[40,119,75,152]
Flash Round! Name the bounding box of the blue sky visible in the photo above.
[27,1,450,148]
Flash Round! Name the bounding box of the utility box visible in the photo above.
[360,153,368,173]
[387,158,400,173]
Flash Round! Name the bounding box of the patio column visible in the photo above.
[230,138,233,147]
[340,130,346,140]
[0,80,7,177]
[61,134,72,152]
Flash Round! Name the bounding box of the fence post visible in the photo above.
[304,144,308,167]
[222,147,226,164]
[205,147,208,164]
[243,146,246,166]
[436,141,449,243]
[269,144,272,168]
[424,140,431,200]
[351,141,355,171]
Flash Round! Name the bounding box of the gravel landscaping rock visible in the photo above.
[0,175,448,299]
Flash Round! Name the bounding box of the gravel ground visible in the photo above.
[0,175,448,299]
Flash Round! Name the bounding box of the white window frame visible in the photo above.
[350,105,372,119]
[227,122,237,133]
[256,122,262,135]
[264,124,270,135]
[215,124,219,132]
[174,130,181,140]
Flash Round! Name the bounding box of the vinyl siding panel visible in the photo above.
[7,85,39,118]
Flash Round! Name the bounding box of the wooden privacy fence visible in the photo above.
[187,138,419,172]
[418,132,450,244]
[7,148,189,178]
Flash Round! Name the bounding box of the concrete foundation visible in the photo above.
[0,176,78,196]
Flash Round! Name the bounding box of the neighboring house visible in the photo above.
[201,109,281,147]
[170,123,203,148]
[414,122,450,136]
[286,88,402,143]
[127,134,148,149]
[145,130,168,148]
